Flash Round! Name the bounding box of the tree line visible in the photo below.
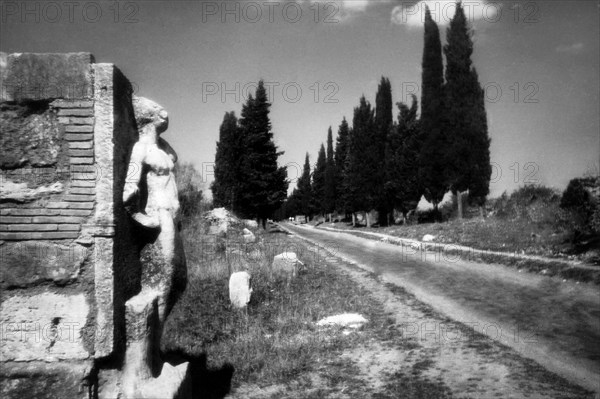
[211,80,288,228]
[283,3,491,225]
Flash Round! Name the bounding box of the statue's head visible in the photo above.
[132,96,169,134]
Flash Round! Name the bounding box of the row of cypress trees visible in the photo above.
[283,3,491,224]
[211,81,288,228]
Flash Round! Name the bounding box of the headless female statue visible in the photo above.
[123,96,187,337]
[120,96,188,398]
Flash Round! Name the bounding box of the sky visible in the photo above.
[1,0,599,201]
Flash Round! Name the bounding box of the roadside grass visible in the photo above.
[326,216,575,260]
[162,215,397,395]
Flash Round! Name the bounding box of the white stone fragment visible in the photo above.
[317,313,368,329]
[229,271,252,308]
[422,234,436,242]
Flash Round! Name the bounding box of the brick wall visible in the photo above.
[1,99,96,241]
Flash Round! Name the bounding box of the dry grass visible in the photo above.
[161,214,393,395]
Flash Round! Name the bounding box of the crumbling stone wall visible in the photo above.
[0,53,140,398]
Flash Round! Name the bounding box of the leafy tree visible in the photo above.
[385,95,422,222]
[237,80,288,227]
[346,96,376,226]
[375,77,394,225]
[212,111,243,211]
[419,5,448,218]
[444,2,491,217]
[312,143,327,216]
[324,126,337,219]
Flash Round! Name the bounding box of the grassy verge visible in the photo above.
[316,223,600,284]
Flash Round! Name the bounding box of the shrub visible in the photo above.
[560,177,596,216]
[559,177,600,246]
[176,162,209,218]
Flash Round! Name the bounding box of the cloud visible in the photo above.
[303,0,371,23]
[555,43,584,54]
[339,0,369,12]
[391,0,501,28]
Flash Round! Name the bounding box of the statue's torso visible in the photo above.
[144,143,179,218]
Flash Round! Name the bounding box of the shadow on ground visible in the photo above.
[165,350,235,399]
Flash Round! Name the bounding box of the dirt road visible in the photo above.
[282,223,600,394]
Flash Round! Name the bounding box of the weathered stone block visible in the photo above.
[0,293,90,361]
[0,361,91,399]
[0,241,88,288]
[3,52,94,102]
[0,103,66,169]
[272,252,303,285]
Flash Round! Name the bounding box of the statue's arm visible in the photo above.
[123,143,160,229]
[123,142,145,204]
[158,137,178,163]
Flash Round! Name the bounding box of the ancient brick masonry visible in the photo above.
[0,53,190,398]
[1,100,96,241]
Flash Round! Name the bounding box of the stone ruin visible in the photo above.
[0,53,190,398]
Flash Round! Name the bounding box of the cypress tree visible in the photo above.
[335,117,350,216]
[324,126,337,220]
[346,96,376,226]
[386,96,422,223]
[297,153,314,218]
[444,2,491,217]
[312,143,327,216]
[466,68,492,214]
[397,95,422,219]
[238,80,288,227]
[375,77,394,225]
[212,111,243,211]
[419,4,448,218]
